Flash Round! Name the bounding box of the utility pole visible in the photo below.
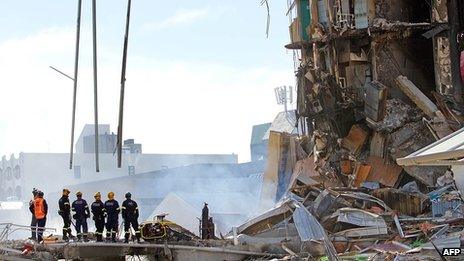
[70,0,82,170]
[117,0,132,168]
[92,0,100,172]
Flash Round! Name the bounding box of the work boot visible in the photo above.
[106,232,111,242]
[83,234,89,242]
[62,229,69,242]
[77,234,82,242]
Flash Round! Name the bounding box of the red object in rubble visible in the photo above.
[460,51,464,84]
[21,240,34,255]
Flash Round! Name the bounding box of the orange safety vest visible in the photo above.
[34,198,46,219]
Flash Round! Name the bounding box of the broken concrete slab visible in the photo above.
[395,76,439,119]
[341,124,369,155]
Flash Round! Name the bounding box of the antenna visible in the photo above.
[274,86,293,113]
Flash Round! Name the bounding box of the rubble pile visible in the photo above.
[240,1,464,259]
[231,131,464,260]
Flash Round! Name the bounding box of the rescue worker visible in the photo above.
[28,188,39,240]
[58,188,72,242]
[29,190,48,243]
[71,191,90,242]
[104,191,120,242]
[91,192,106,242]
[121,192,141,243]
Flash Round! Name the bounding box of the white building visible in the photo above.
[0,124,238,201]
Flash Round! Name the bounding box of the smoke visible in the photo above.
[1,160,273,237]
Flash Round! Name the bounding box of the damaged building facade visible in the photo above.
[228,1,464,259]
[287,0,464,188]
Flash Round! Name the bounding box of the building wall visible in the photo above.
[251,143,268,162]
[0,155,23,200]
[1,152,238,201]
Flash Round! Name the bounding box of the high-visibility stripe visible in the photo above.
[64,202,70,205]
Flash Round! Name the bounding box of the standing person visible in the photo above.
[71,191,90,242]
[29,191,48,243]
[104,191,120,242]
[28,188,39,240]
[58,188,72,242]
[91,192,106,242]
[121,192,141,243]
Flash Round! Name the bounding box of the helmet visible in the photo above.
[125,192,131,199]
[76,191,82,197]
[108,192,114,200]
[94,192,101,198]
[63,188,70,196]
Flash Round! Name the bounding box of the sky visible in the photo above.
[0,0,295,162]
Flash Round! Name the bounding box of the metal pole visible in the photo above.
[92,0,100,172]
[69,0,82,169]
[117,0,132,168]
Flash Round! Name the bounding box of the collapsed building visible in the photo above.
[223,0,464,259]
[286,0,464,188]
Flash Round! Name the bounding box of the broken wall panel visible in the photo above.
[371,188,426,216]
[353,163,371,187]
[364,81,387,122]
[365,156,402,187]
[370,131,386,158]
[434,37,453,95]
[389,120,447,186]
[341,124,369,155]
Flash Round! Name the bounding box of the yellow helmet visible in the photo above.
[108,191,115,199]
[62,188,70,196]
[76,191,82,197]
[94,192,101,198]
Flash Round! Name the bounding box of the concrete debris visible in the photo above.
[256,0,464,259]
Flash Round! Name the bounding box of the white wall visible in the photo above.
[3,152,237,200]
